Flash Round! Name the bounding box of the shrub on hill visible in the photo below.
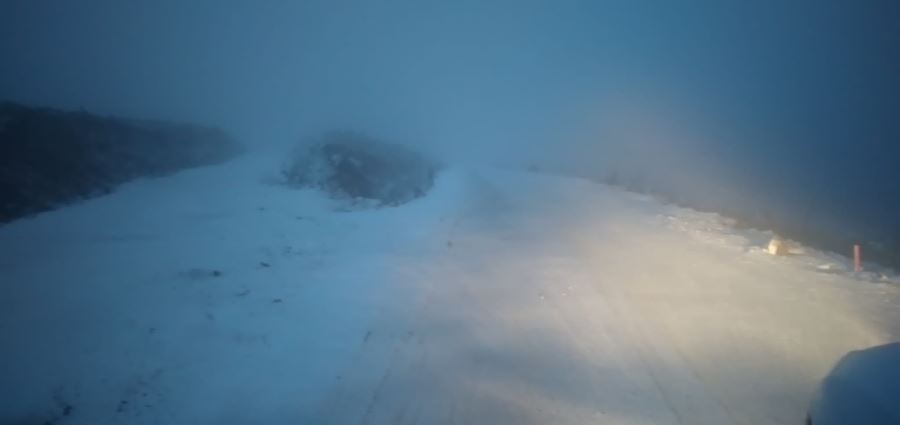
[283,131,436,207]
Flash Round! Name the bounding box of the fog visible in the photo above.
[2,0,899,256]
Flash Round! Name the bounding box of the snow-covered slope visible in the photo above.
[1,153,898,425]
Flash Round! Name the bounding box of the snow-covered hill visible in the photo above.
[1,153,898,425]
[0,102,242,224]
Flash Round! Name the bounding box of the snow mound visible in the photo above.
[282,131,437,207]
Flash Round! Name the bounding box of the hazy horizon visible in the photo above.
[2,0,899,249]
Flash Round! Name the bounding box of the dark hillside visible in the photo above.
[0,102,242,223]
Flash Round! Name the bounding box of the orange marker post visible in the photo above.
[853,244,862,272]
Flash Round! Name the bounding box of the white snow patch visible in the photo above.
[1,154,898,424]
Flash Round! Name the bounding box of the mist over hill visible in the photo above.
[3,1,897,268]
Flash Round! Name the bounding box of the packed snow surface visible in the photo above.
[1,152,898,425]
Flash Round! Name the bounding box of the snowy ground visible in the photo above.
[1,153,898,425]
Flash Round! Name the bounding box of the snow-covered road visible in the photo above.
[308,170,900,425]
[2,155,898,424]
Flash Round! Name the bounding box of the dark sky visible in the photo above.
[2,0,899,243]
